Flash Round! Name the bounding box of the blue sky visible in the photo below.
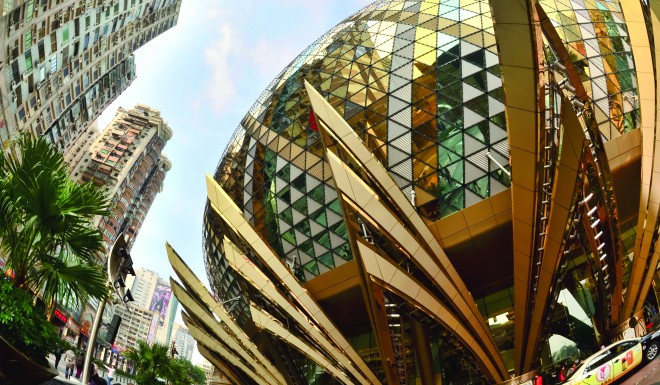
[99,0,372,297]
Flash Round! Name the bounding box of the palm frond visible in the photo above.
[30,255,109,311]
[0,135,110,308]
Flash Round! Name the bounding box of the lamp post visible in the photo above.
[81,232,135,384]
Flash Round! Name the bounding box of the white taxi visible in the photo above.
[565,339,643,385]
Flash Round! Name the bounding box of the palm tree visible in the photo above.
[124,340,173,385]
[0,135,110,313]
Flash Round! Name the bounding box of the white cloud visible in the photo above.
[248,39,298,79]
[204,24,236,114]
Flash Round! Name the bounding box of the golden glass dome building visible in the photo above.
[168,0,660,384]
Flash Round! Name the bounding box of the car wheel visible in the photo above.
[646,341,659,362]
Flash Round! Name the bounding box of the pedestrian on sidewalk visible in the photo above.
[53,348,63,369]
[104,364,116,385]
[75,354,84,378]
[89,362,107,385]
[63,349,76,379]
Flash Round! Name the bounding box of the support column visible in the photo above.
[489,0,543,373]
[620,0,660,323]
[410,318,437,385]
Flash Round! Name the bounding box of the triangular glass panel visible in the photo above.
[291,173,306,193]
[462,60,482,78]
[464,105,487,127]
[465,186,485,205]
[462,81,484,102]
[298,236,315,258]
[292,196,308,216]
[318,252,335,270]
[303,260,319,276]
[292,208,306,225]
[464,71,488,92]
[464,159,486,183]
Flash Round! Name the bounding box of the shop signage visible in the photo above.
[53,309,67,324]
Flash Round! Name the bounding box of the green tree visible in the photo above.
[124,341,207,385]
[124,340,172,385]
[0,135,110,313]
[169,358,207,385]
[190,364,207,385]
[0,279,70,366]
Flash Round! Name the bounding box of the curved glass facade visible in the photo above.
[542,0,639,139]
[176,1,660,384]
[206,0,639,283]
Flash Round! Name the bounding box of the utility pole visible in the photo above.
[82,232,135,384]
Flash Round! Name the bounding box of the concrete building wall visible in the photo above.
[68,104,172,257]
[0,0,182,156]
[129,267,159,310]
[170,322,196,361]
[113,303,157,351]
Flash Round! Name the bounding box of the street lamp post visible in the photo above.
[81,232,135,384]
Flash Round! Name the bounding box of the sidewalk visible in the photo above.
[45,354,131,385]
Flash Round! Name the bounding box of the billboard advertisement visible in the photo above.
[149,282,172,327]
[146,312,159,345]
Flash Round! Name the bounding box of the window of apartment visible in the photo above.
[25,51,32,73]
[37,41,44,61]
[24,29,32,50]
[50,56,56,73]
[17,107,26,122]
[50,31,57,53]
[25,0,34,24]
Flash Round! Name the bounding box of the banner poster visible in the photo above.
[147,312,159,345]
[149,282,172,327]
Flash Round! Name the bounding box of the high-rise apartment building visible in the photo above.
[113,303,158,351]
[111,267,178,350]
[68,105,171,353]
[0,0,182,155]
[69,104,172,255]
[199,360,213,385]
[127,267,159,309]
[170,323,195,361]
[63,118,99,168]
